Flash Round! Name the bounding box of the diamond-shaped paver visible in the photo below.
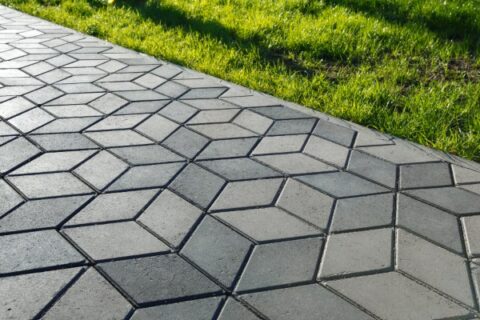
[162,127,209,159]
[64,221,170,261]
[0,268,81,320]
[86,114,148,131]
[107,162,184,191]
[462,215,480,258]
[397,194,463,254]
[312,119,356,147]
[8,107,54,133]
[42,268,132,320]
[399,162,452,189]
[74,151,128,190]
[298,172,388,198]
[189,123,256,139]
[182,216,252,288]
[196,138,258,160]
[110,144,184,165]
[66,189,157,225]
[211,178,283,211]
[267,118,317,136]
[24,86,63,104]
[0,230,85,274]
[0,96,35,119]
[396,229,475,306]
[138,189,202,248]
[43,104,102,117]
[254,153,335,175]
[233,109,273,134]
[29,133,99,151]
[89,93,128,114]
[0,179,23,216]
[241,284,374,320]
[236,237,322,292]
[0,195,91,233]
[135,114,178,142]
[303,135,350,168]
[218,298,261,320]
[98,254,221,305]
[199,158,281,181]
[319,228,393,278]
[131,296,222,320]
[347,150,397,188]
[8,172,93,199]
[84,130,153,147]
[0,137,41,173]
[251,134,308,155]
[328,272,469,320]
[331,193,394,232]
[276,179,334,230]
[214,207,321,242]
[12,150,95,175]
[170,164,225,208]
[188,109,239,124]
[158,100,197,122]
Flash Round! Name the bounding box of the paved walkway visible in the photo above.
[0,6,479,320]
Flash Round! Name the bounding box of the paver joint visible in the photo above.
[0,6,479,320]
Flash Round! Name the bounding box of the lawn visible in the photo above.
[2,0,480,161]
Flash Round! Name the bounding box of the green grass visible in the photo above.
[2,0,480,160]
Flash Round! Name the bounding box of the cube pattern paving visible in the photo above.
[0,6,479,320]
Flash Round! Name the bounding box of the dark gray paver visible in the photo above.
[236,237,322,292]
[131,296,222,320]
[138,189,202,248]
[328,272,470,320]
[182,216,252,288]
[43,268,132,320]
[1,8,479,319]
[241,284,374,320]
[170,164,225,208]
[64,221,170,261]
[0,268,81,320]
[0,230,85,274]
[98,254,221,305]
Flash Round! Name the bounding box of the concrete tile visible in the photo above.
[396,229,475,306]
[8,173,93,199]
[233,109,273,134]
[397,194,463,254]
[0,137,41,173]
[251,134,307,155]
[218,298,260,320]
[162,127,209,159]
[182,216,252,288]
[189,123,257,139]
[107,162,184,191]
[277,179,334,230]
[29,133,99,151]
[110,144,184,165]
[89,93,128,114]
[0,96,35,119]
[86,114,148,131]
[12,150,95,175]
[348,150,397,188]
[0,268,81,320]
[43,104,102,118]
[358,142,438,164]
[158,100,197,123]
[115,100,170,115]
[312,119,356,147]
[331,193,394,232]
[196,138,258,160]
[67,189,158,225]
[328,272,470,320]
[400,162,453,189]
[131,296,222,320]
[64,221,170,260]
[254,153,335,175]
[251,106,311,120]
[74,151,128,190]
[84,130,153,147]
[463,215,480,258]
[8,108,54,133]
[406,186,480,215]
[25,85,63,104]
[304,135,349,168]
[138,189,202,248]
[0,195,91,233]
[241,284,373,320]
[188,109,239,124]
[135,114,178,142]
[0,230,84,274]
[267,118,316,136]
[33,117,100,134]
[236,237,322,292]
[214,207,321,242]
[319,228,393,278]
[199,158,281,181]
[98,254,221,305]
[0,179,23,216]
[170,164,225,208]
[453,165,480,184]
[211,178,283,211]
[298,172,388,198]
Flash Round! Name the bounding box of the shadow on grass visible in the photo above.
[116,0,317,77]
[325,0,480,52]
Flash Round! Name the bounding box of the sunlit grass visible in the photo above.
[2,0,480,160]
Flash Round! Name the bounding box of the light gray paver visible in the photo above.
[64,221,170,261]
[0,8,479,319]
[43,268,132,320]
